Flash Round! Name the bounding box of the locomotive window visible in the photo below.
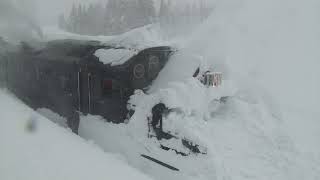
[148,55,160,79]
[133,64,145,79]
[102,79,121,96]
[103,79,113,92]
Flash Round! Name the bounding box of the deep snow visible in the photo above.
[0,89,153,180]
[79,0,320,179]
[1,0,320,179]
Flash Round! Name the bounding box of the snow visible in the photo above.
[103,24,169,50]
[0,89,153,180]
[187,0,320,157]
[37,108,68,128]
[2,0,320,179]
[94,48,138,66]
[79,114,216,180]
[43,25,169,51]
[42,26,113,42]
[43,25,169,67]
[79,0,320,179]
[78,78,320,180]
[43,25,169,66]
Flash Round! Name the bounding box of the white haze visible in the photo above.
[33,0,212,25]
[0,0,41,42]
[0,0,212,41]
[184,0,320,154]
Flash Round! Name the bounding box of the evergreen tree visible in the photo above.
[159,0,169,26]
[58,14,67,30]
[68,3,78,32]
[183,4,192,25]
[59,0,163,36]
[105,0,120,34]
[138,0,156,25]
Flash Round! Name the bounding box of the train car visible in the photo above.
[0,39,173,133]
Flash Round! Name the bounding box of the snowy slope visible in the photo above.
[0,89,153,180]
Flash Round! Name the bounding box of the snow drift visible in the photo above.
[1,0,320,179]
[0,90,152,180]
[184,0,320,154]
[79,0,320,179]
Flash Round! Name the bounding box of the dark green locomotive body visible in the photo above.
[0,39,172,133]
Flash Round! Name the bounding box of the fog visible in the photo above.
[0,0,40,42]
[4,0,209,25]
[0,0,210,41]
[34,0,101,25]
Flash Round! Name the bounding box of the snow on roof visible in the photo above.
[93,25,170,66]
[103,24,168,50]
[42,26,114,42]
[43,24,169,51]
[94,48,138,66]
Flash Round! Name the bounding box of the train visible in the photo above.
[0,37,219,156]
[0,38,173,134]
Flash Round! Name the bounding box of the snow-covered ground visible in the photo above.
[81,0,320,178]
[78,79,320,180]
[1,0,320,179]
[0,89,153,180]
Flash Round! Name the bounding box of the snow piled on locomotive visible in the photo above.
[94,48,139,66]
[43,24,168,51]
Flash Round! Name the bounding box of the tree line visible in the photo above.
[58,0,213,36]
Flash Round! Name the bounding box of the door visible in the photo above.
[78,68,92,115]
[0,57,8,87]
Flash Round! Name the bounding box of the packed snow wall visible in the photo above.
[180,0,320,154]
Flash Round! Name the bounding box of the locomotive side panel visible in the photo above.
[1,44,173,133]
[34,59,80,132]
[0,55,7,87]
[5,53,80,133]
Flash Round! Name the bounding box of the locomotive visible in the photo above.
[1,38,219,156]
[0,38,173,134]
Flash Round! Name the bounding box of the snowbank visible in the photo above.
[185,0,320,155]
[79,0,320,179]
[80,76,320,180]
[0,89,153,180]
[187,0,320,111]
